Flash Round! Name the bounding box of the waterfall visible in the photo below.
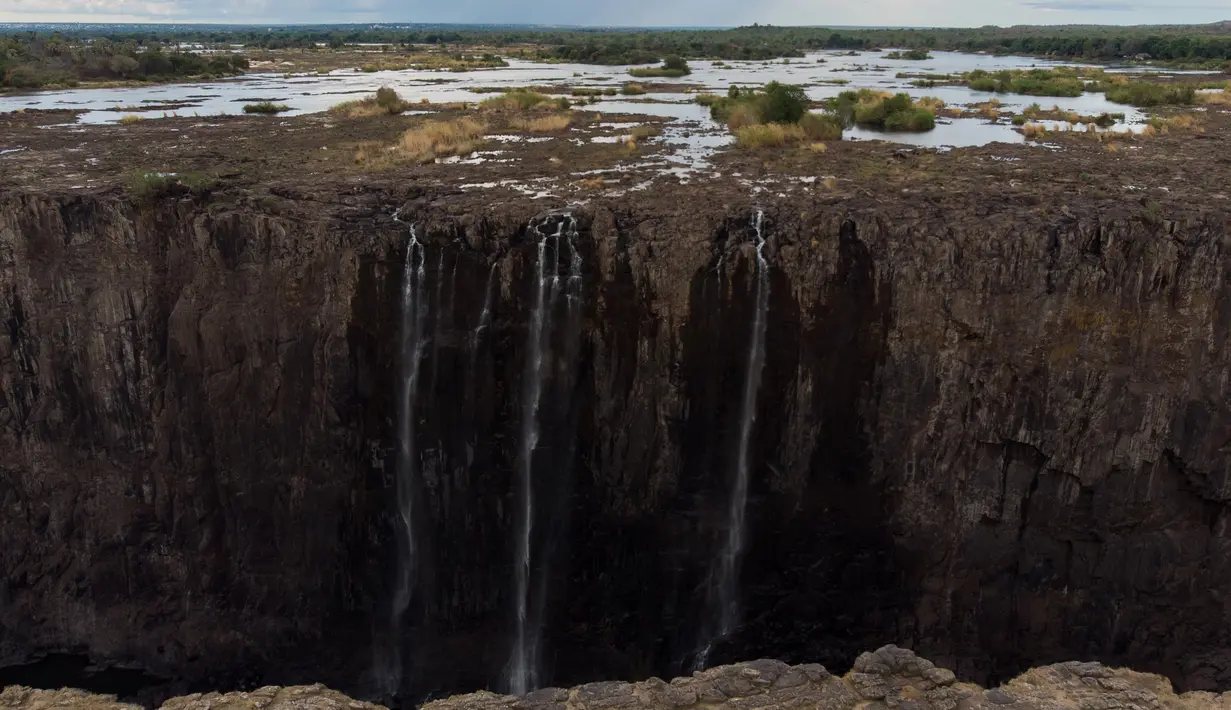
[696,210,770,670]
[380,222,429,695]
[507,215,583,695]
[471,262,498,355]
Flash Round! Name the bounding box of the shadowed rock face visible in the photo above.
[0,187,1227,703]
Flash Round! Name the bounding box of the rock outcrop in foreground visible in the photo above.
[6,647,1230,710]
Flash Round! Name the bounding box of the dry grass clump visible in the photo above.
[1020,123,1048,139]
[976,98,1002,119]
[915,96,945,112]
[734,122,806,148]
[630,125,663,139]
[726,103,762,131]
[509,113,572,132]
[117,114,144,125]
[1145,113,1203,134]
[399,118,486,159]
[355,117,488,166]
[1199,90,1231,106]
[330,86,412,117]
[809,142,828,153]
[481,89,569,111]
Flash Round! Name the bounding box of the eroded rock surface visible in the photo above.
[423,647,1231,710]
[1,684,381,710]
[0,185,1227,699]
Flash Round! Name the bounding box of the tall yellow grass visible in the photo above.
[398,118,487,161]
[509,114,572,132]
[734,123,806,148]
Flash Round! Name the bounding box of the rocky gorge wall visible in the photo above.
[0,186,1227,703]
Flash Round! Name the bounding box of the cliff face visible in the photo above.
[0,186,1227,701]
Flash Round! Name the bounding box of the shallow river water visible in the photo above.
[0,49,1199,177]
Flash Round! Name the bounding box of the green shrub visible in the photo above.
[663,55,690,73]
[129,172,172,200]
[621,83,646,95]
[708,81,807,125]
[964,68,1082,97]
[799,112,844,140]
[885,48,932,60]
[831,90,935,132]
[629,56,692,78]
[757,81,808,123]
[884,107,936,131]
[375,86,409,112]
[481,88,555,110]
[243,102,291,114]
[1104,82,1196,106]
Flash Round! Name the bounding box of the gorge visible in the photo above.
[0,181,1228,707]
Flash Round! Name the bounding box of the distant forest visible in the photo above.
[0,33,247,89]
[3,22,1231,89]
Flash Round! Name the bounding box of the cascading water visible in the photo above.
[695,210,770,670]
[507,215,583,695]
[379,221,430,696]
[472,263,498,355]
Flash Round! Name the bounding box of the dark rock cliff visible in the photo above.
[0,186,1227,703]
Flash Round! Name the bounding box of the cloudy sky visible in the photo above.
[0,0,1227,27]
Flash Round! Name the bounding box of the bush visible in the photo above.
[726,103,761,130]
[621,83,646,95]
[708,81,807,125]
[886,48,932,60]
[1104,82,1196,106]
[884,107,935,131]
[757,81,808,123]
[480,88,555,110]
[375,86,409,112]
[396,118,488,163]
[799,112,844,140]
[129,172,172,200]
[509,114,572,132]
[243,102,291,114]
[734,122,805,148]
[629,57,692,78]
[965,68,1083,97]
[663,55,689,72]
[832,90,936,132]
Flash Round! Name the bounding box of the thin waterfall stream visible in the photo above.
[381,221,430,695]
[507,215,583,695]
[696,210,770,670]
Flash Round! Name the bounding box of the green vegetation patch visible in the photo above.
[1102,81,1196,106]
[628,55,691,78]
[964,68,1085,97]
[243,101,292,114]
[885,48,933,60]
[830,89,937,132]
[480,88,570,110]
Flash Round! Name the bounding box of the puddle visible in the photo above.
[0,147,26,156]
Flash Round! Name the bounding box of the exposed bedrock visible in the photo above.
[0,186,1227,702]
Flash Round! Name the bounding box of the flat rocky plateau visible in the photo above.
[5,647,1231,710]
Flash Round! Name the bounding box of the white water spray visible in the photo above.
[697,210,770,669]
[507,216,582,695]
